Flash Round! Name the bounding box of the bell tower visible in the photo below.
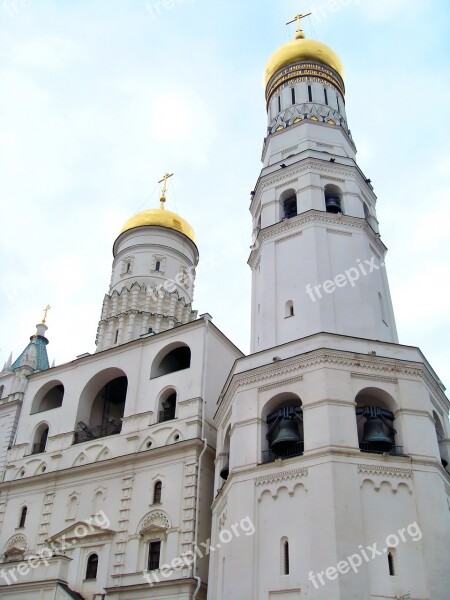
[250,14,397,353]
[209,16,450,600]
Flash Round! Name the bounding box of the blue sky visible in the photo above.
[1,0,449,389]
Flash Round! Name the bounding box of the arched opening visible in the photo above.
[31,423,49,454]
[75,369,127,444]
[285,300,294,318]
[355,388,401,456]
[220,426,231,481]
[387,550,396,576]
[282,539,290,575]
[324,184,343,214]
[31,381,64,414]
[153,481,162,504]
[158,389,177,423]
[151,344,191,379]
[433,411,449,469]
[18,507,27,528]
[281,189,297,220]
[262,393,303,463]
[85,554,98,580]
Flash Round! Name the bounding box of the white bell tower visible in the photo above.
[250,14,397,353]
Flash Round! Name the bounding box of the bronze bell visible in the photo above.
[362,417,394,451]
[325,196,342,214]
[220,458,229,480]
[270,419,302,451]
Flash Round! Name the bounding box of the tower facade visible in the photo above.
[209,19,450,600]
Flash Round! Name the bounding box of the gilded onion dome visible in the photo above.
[265,20,345,103]
[121,208,196,243]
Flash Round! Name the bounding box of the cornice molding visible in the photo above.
[255,467,308,486]
[350,372,399,385]
[357,465,413,479]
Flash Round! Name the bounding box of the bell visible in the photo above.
[325,196,342,214]
[362,417,394,451]
[220,458,229,480]
[270,419,302,451]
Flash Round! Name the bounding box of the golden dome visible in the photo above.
[121,208,196,243]
[265,35,344,87]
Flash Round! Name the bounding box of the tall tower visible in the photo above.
[96,176,199,351]
[209,16,450,600]
[250,14,396,353]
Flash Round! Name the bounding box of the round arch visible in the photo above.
[31,380,64,414]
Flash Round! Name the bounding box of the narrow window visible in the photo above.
[148,541,161,571]
[114,330,119,344]
[19,507,27,528]
[155,261,161,272]
[308,85,312,102]
[324,88,328,105]
[336,93,341,112]
[86,554,98,580]
[153,481,162,504]
[285,301,294,318]
[283,196,297,219]
[148,327,153,334]
[278,95,282,113]
[283,540,290,575]
[388,552,395,576]
[378,292,388,325]
[126,262,131,273]
[291,87,296,105]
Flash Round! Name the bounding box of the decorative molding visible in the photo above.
[139,511,170,533]
[4,533,27,552]
[259,374,303,392]
[351,373,398,384]
[326,228,352,237]
[357,465,413,479]
[321,175,345,183]
[282,144,299,156]
[255,467,308,486]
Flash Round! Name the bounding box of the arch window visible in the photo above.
[85,554,98,580]
[324,184,343,214]
[355,388,400,456]
[31,382,64,414]
[153,481,162,504]
[32,424,49,454]
[285,301,294,318]
[155,261,161,272]
[158,390,177,423]
[282,539,290,575]
[433,411,449,469]
[263,394,304,463]
[151,344,191,379]
[18,507,27,528]
[387,551,395,576]
[283,196,297,219]
[220,426,231,481]
[75,370,127,444]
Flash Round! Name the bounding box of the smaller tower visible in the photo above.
[96,175,199,351]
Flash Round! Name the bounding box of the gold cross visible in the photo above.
[42,304,51,324]
[158,172,174,209]
[286,12,312,39]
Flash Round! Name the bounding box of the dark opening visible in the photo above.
[264,405,304,463]
[32,426,49,454]
[291,88,296,105]
[324,88,328,105]
[278,96,282,113]
[308,85,312,102]
[86,554,98,580]
[283,196,297,219]
[114,330,119,344]
[283,540,290,575]
[148,541,161,571]
[153,481,162,504]
[34,384,64,413]
[155,261,161,272]
[388,552,395,576]
[336,94,341,112]
[152,346,191,379]
[159,392,177,423]
[126,262,131,273]
[19,507,27,528]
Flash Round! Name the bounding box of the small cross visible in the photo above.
[42,304,51,324]
[286,12,312,38]
[158,172,174,209]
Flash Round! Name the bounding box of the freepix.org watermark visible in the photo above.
[312,0,362,24]
[0,511,111,585]
[308,522,422,589]
[145,0,196,20]
[143,516,255,586]
[305,255,385,302]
